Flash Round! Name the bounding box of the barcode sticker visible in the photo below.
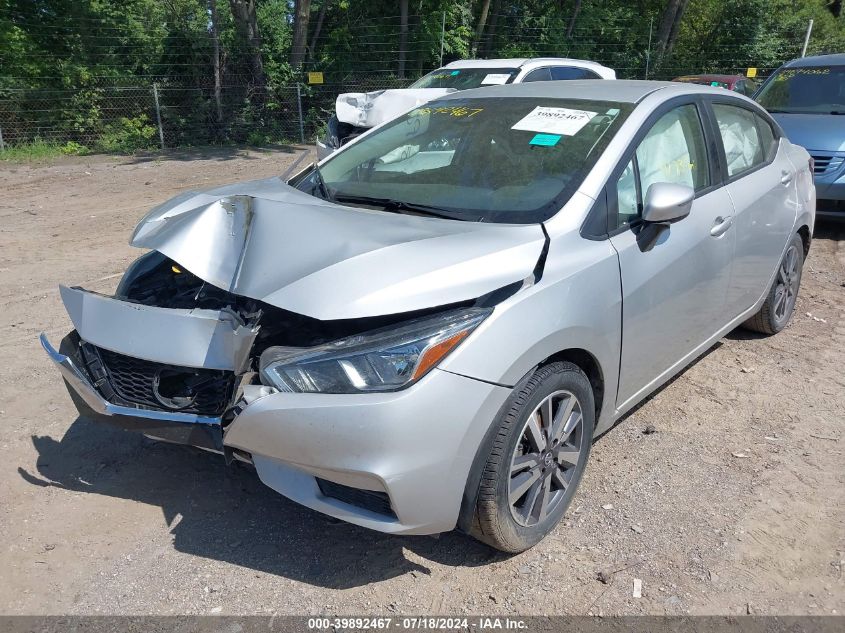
[512,106,597,136]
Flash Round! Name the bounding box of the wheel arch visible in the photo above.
[455,347,606,534]
[797,224,811,258]
[538,348,604,423]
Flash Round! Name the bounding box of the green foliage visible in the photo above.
[0,138,87,162]
[95,115,158,153]
[0,0,841,155]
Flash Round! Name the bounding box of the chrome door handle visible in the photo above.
[710,215,733,237]
[781,171,793,185]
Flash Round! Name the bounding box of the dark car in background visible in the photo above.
[754,53,845,218]
[673,74,758,96]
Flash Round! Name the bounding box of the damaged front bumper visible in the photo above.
[41,284,261,453]
[42,284,514,534]
[43,328,511,534]
[41,332,225,452]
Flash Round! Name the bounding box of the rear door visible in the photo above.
[707,101,797,315]
[608,99,736,407]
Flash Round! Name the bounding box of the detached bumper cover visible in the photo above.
[60,285,259,372]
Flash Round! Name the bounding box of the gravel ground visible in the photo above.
[0,148,843,616]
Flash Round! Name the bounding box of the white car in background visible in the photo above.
[317,58,616,158]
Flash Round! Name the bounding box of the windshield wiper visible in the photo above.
[332,193,479,221]
[312,162,333,201]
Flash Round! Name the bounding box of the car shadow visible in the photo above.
[18,416,504,589]
[594,341,724,442]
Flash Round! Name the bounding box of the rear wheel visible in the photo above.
[470,362,594,553]
[743,233,804,335]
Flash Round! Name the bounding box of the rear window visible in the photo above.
[551,67,601,80]
[755,65,845,114]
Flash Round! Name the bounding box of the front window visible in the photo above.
[755,65,845,114]
[612,104,709,230]
[409,68,519,90]
[313,97,633,223]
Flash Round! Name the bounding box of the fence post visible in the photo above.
[801,18,813,57]
[0,125,5,152]
[296,83,305,144]
[644,16,653,79]
[152,82,165,150]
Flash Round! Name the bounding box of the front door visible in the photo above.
[609,102,736,408]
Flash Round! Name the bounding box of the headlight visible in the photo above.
[259,308,491,393]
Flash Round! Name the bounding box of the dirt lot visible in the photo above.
[0,149,843,616]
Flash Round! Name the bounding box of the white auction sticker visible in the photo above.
[512,106,597,136]
[480,73,511,85]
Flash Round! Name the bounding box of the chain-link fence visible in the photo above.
[0,9,814,153]
[0,76,417,150]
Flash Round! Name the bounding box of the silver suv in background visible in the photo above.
[317,57,616,158]
[43,81,813,552]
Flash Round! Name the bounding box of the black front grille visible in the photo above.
[818,199,845,214]
[811,154,843,175]
[316,478,396,519]
[82,344,237,416]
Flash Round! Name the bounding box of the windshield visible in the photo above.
[314,97,633,223]
[409,68,519,90]
[755,65,845,114]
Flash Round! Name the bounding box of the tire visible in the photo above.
[743,233,804,335]
[470,362,595,553]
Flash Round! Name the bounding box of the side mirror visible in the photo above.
[642,182,694,223]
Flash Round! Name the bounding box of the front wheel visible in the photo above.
[470,362,594,553]
[743,233,804,335]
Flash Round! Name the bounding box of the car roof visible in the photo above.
[442,57,610,71]
[436,79,733,104]
[784,53,845,68]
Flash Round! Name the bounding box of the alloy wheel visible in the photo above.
[508,389,584,527]
[773,243,800,324]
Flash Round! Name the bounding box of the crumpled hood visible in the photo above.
[130,177,546,320]
[335,88,456,128]
[771,113,845,153]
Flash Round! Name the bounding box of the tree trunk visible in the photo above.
[398,0,409,79]
[665,0,688,56]
[307,0,330,63]
[290,0,312,67]
[472,0,492,56]
[228,0,266,88]
[482,0,502,57]
[209,0,223,125]
[566,0,582,38]
[654,0,681,58]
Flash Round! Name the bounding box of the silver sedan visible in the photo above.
[42,80,815,552]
